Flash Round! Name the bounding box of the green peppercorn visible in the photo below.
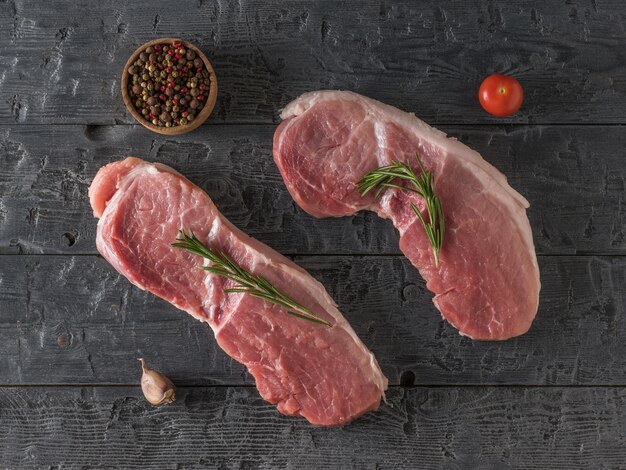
[179,118,188,125]
[152,118,158,125]
[135,99,142,107]
[146,46,154,53]
[172,105,179,112]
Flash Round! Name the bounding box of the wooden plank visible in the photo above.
[0,385,624,468]
[1,254,624,386]
[0,124,624,255]
[0,0,625,125]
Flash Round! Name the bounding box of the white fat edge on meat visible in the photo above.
[213,210,389,396]
[281,90,528,208]
[281,90,540,295]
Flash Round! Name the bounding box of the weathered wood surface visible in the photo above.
[1,0,626,125]
[0,386,624,469]
[1,124,625,256]
[1,254,624,386]
[2,0,626,466]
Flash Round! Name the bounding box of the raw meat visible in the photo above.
[89,157,388,426]
[273,91,540,340]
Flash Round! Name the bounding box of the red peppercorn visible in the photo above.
[196,65,203,71]
[154,44,162,51]
[175,53,183,59]
[168,82,175,88]
[172,99,178,105]
[182,67,188,73]
[149,113,156,120]
[165,67,172,73]
[172,40,182,49]
[182,111,189,117]
[159,93,167,101]
[197,95,205,101]
[181,87,188,93]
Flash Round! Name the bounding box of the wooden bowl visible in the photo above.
[121,38,218,135]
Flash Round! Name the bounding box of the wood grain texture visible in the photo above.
[1,124,625,256]
[1,0,626,464]
[1,254,624,386]
[0,386,624,469]
[0,0,625,125]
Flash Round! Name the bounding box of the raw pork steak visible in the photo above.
[89,157,387,426]
[273,91,540,340]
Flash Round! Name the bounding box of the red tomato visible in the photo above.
[478,74,524,117]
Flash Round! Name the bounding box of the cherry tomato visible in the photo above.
[478,74,524,117]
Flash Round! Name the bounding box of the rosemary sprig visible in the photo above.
[356,153,445,268]
[172,229,332,327]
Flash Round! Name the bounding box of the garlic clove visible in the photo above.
[139,358,176,406]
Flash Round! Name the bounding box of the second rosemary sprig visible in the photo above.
[172,229,331,326]
[356,153,445,268]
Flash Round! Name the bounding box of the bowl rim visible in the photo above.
[121,37,218,135]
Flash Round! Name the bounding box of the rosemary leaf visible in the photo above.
[173,229,332,327]
[356,153,445,268]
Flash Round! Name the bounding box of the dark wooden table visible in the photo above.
[1,1,625,468]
